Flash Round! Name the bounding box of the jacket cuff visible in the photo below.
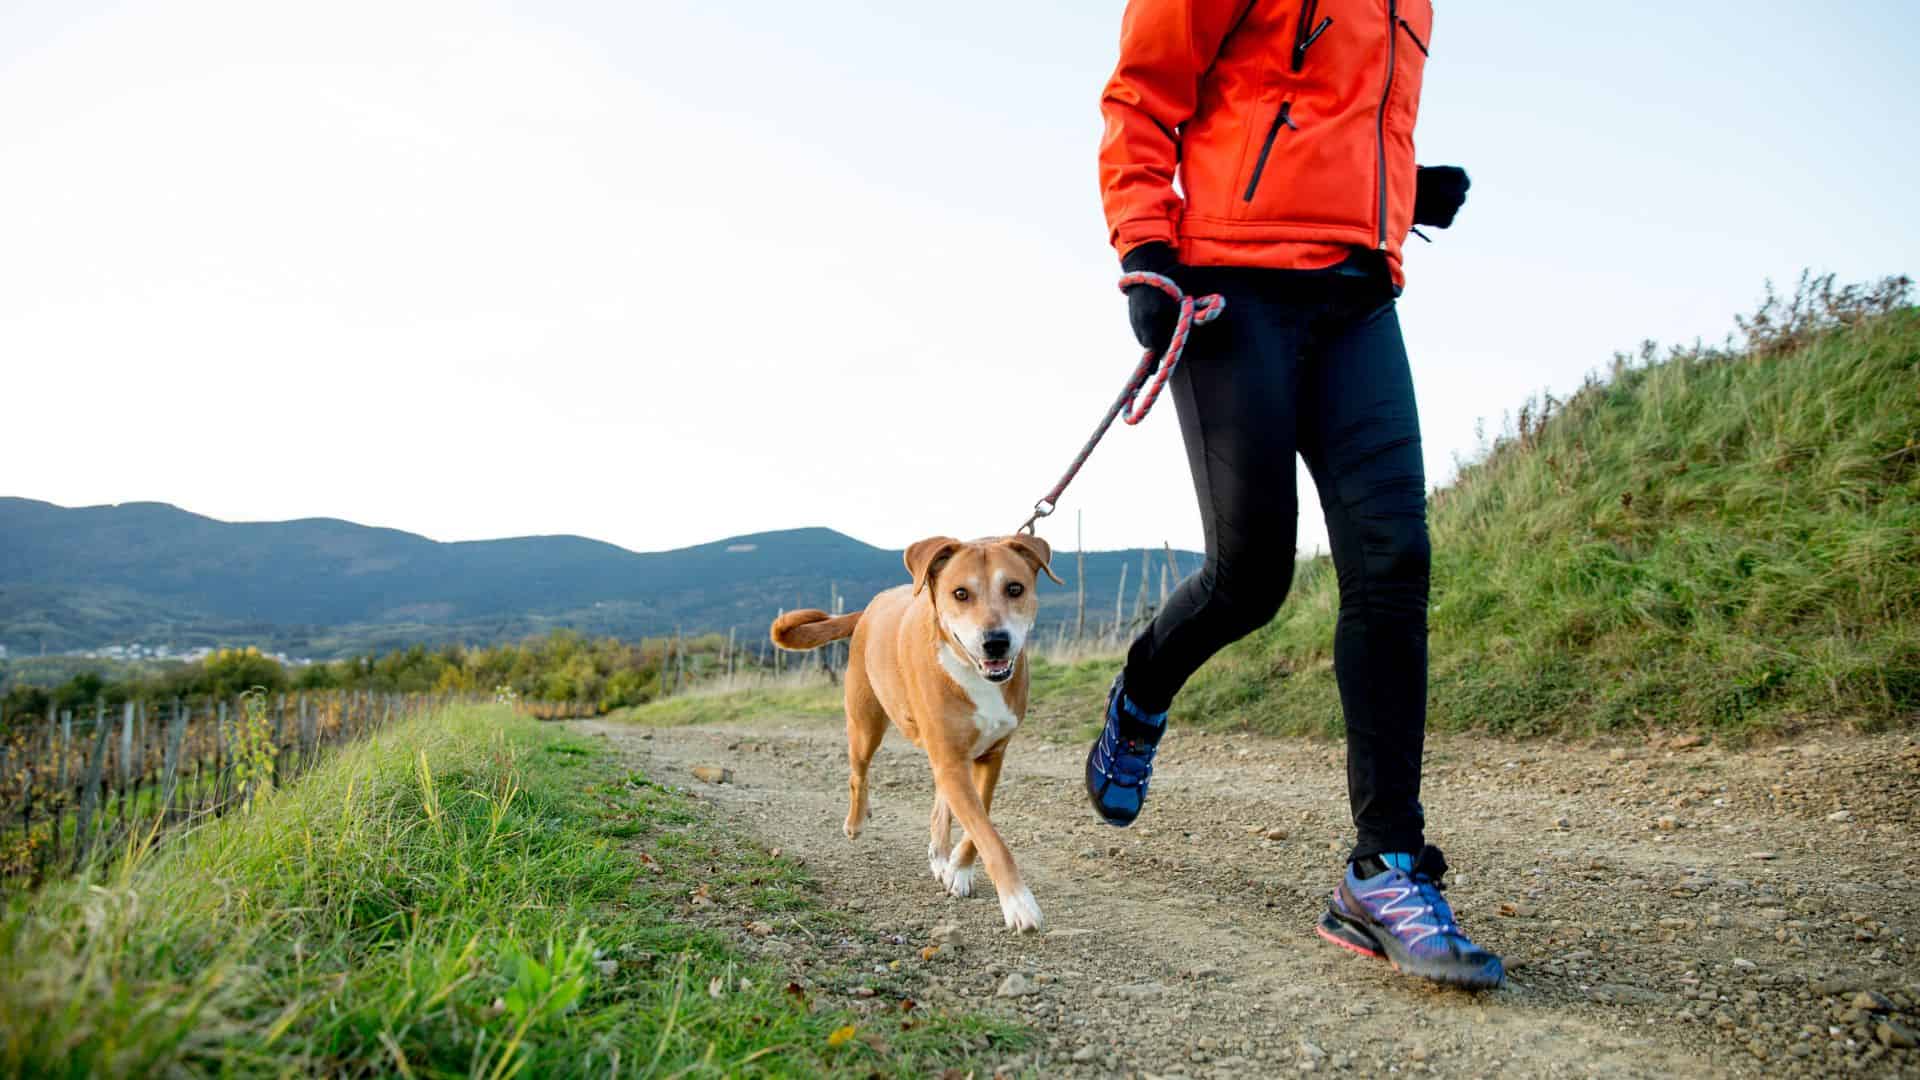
[1112,216,1179,258]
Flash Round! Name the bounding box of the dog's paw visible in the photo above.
[939,857,977,898]
[999,886,1043,932]
[927,841,951,883]
[843,810,867,841]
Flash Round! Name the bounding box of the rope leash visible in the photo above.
[1017,272,1225,535]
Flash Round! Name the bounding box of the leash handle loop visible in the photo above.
[1015,272,1225,535]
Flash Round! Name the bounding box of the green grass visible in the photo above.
[1178,282,1919,739]
[0,705,1021,1077]
[612,682,843,728]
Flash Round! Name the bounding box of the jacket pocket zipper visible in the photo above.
[1292,0,1333,72]
[1374,0,1398,248]
[1243,100,1296,202]
[1397,18,1429,56]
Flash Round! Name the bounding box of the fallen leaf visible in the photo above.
[784,981,808,1006]
[827,1025,857,1048]
[919,945,941,961]
[708,976,725,999]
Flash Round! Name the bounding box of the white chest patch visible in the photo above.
[939,645,1021,758]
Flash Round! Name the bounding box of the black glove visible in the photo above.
[1120,241,1182,354]
[1413,165,1470,228]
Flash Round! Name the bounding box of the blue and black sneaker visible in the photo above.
[1316,846,1505,990]
[1085,674,1166,827]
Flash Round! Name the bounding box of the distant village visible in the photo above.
[0,641,310,666]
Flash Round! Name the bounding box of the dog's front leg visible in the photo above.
[929,757,1041,931]
[945,740,1007,883]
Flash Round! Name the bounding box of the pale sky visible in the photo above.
[4,1,1914,557]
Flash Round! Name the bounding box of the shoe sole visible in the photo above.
[1316,909,1385,959]
[1316,909,1504,990]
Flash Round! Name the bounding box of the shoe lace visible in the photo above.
[1097,724,1158,787]
[1408,875,1460,936]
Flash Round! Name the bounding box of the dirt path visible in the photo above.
[579,714,1920,1078]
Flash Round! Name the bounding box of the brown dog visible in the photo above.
[770,535,1062,931]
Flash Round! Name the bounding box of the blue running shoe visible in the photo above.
[1315,846,1505,990]
[1084,674,1166,827]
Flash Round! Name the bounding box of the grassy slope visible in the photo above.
[1179,303,1920,738]
[0,706,1018,1077]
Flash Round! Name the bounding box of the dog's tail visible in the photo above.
[770,608,863,651]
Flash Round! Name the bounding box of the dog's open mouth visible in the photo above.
[980,657,1015,683]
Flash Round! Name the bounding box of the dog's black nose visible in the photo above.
[981,630,1012,659]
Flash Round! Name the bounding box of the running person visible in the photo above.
[1083,0,1502,988]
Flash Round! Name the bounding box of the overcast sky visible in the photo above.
[3,1,1914,557]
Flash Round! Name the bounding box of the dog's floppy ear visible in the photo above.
[1003,534,1065,586]
[905,536,963,596]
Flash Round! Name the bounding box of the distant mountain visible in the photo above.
[0,498,1201,658]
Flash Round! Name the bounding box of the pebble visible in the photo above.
[1852,991,1892,1013]
[1072,1045,1099,1062]
[1657,816,1680,831]
[1112,982,1166,1000]
[930,922,963,943]
[996,973,1038,998]
[1551,816,1571,831]
[1827,810,1853,822]
[1878,1020,1918,1050]
[1670,734,1704,750]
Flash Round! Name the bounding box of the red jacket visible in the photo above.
[1099,0,1433,285]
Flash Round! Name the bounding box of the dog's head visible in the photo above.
[906,534,1063,684]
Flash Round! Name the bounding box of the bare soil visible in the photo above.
[579,714,1920,1078]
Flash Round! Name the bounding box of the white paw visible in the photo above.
[940,858,977,898]
[927,841,951,883]
[999,886,1043,932]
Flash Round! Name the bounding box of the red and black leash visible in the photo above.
[1017,272,1226,535]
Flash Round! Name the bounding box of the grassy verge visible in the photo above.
[0,705,1019,1077]
[612,680,843,729]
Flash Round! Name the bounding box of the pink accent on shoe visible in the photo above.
[1315,921,1384,959]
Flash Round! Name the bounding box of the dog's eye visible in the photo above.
[952,587,970,603]
[1006,582,1025,598]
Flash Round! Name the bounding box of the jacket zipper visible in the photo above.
[1292,0,1333,72]
[1374,0,1398,249]
[1242,100,1295,202]
[1397,18,1429,56]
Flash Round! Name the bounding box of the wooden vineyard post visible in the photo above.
[1076,510,1087,642]
[74,702,112,869]
[116,701,135,823]
[1113,560,1128,634]
[1133,550,1152,625]
[161,701,187,825]
[56,709,72,800]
